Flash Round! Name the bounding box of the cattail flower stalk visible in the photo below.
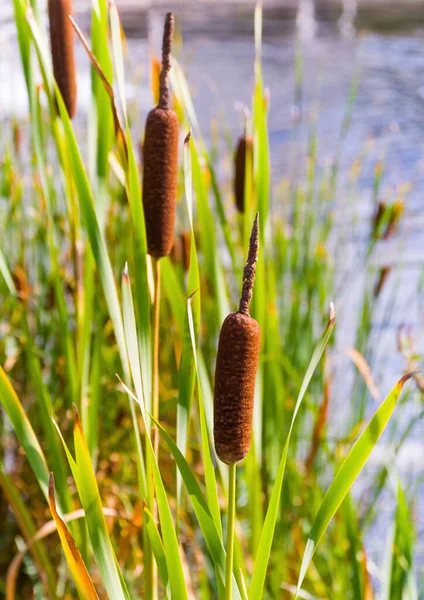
[142,13,179,258]
[214,213,261,464]
[48,0,77,118]
[214,214,261,600]
[234,130,253,214]
[142,15,178,600]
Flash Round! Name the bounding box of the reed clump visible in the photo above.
[142,13,179,258]
[48,0,77,118]
[214,214,261,464]
[234,134,253,213]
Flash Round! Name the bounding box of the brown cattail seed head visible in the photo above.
[180,230,191,272]
[372,200,386,240]
[142,13,179,258]
[170,231,191,271]
[214,214,260,464]
[234,135,253,213]
[374,266,391,298]
[48,0,77,119]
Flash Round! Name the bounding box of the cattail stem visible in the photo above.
[152,258,161,460]
[225,463,237,600]
[159,13,174,110]
[149,258,161,600]
[239,212,259,315]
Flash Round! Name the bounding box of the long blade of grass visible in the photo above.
[176,134,201,506]
[0,248,16,295]
[54,414,131,600]
[15,0,79,408]
[382,479,415,600]
[296,373,416,597]
[22,317,72,514]
[143,506,171,598]
[0,365,50,502]
[248,305,336,599]
[121,265,147,494]
[26,9,130,385]
[150,412,242,600]
[88,0,114,226]
[109,1,152,407]
[48,474,99,600]
[148,431,189,599]
[117,381,190,598]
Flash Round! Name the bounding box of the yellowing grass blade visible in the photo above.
[54,412,131,600]
[48,474,98,600]
[296,372,416,597]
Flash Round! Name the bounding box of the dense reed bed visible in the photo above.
[0,1,421,599]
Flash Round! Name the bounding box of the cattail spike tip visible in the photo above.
[239,213,259,316]
[159,12,174,109]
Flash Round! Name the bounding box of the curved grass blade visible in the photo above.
[121,264,147,495]
[176,134,201,507]
[0,366,50,502]
[54,413,131,600]
[117,381,190,599]
[150,413,242,600]
[248,305,336,600]
[48,474,99,600]
[148,432,189,599]
[143,506,171,598]
[296,372,416,597]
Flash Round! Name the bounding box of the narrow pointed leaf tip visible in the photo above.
[329,302,336,324]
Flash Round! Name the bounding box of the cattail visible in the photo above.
[383,200,403,240]
[234,135,253,213]
[372,200,386,240]
[374,266,391,298]
[214,214,261,464]
[171,230,191,271]
[48,0,77,119]
[12,121,22,155]
[142,13,179,258]
[180,230,191,271]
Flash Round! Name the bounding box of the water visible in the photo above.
[1,0,424,585]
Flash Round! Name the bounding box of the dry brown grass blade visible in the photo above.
[305,375,330,475]
[69,16,128,159]
[345,348,381,403]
